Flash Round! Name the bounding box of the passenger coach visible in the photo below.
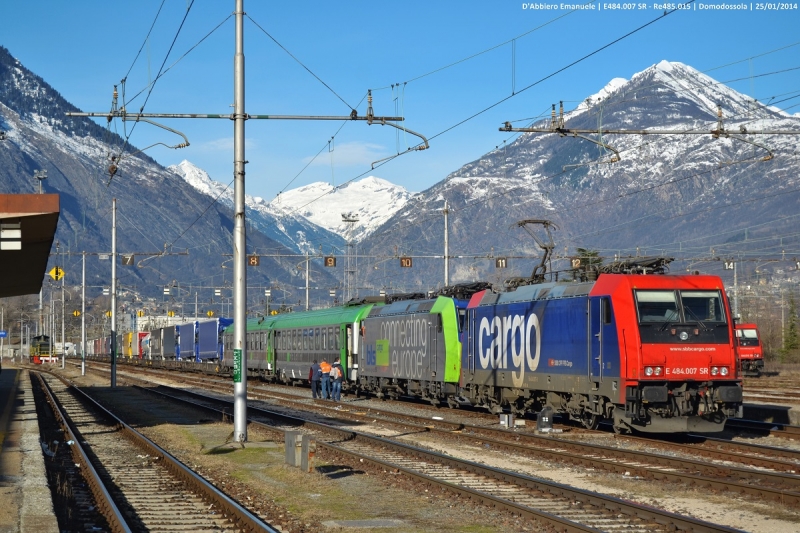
[221,301,377,382]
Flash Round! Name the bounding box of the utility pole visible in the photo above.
[66,0,425,444]
[342,213,359,301]
[733,261,739,319]
[59,242,65,369]
[305,252,310,311]
[81,251,86,376]
[443,201,450,287]
[111,198,117,387]
[33,169,47,194]
[231,0,247,443]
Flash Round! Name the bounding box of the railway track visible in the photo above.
[79,361,800,499]
[133,382,743,533]
[723,418,800,440]
[244,387,800,507]
[32,370,279,533]
[65,362,800,518]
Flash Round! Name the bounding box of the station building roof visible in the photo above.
[0,194,60,298]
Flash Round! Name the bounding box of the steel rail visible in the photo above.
[135,384,744,533]
[33,372,132,533]
[83,361,800,499]
[724,418,800,440]
[39,370,280,533]
[74,361,800,505]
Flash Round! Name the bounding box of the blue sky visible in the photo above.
[3,1,799,202]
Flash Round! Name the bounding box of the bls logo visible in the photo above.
[365,344,377,366]
[478,313,541,388]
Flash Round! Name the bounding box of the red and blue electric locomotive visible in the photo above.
[462,272,742,433]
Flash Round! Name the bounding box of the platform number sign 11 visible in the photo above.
[495,257,508,269]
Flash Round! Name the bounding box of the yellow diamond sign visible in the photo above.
[49,266,64,281]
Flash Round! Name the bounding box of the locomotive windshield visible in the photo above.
[736,328,760,346]
[635,291,679,322]
[635,290,726,324]
[635,289,729,344]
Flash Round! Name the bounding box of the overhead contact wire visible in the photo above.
[122,0,167,82]
[122,0,196,147]
[276,7,681,217]
[246,14,354,111]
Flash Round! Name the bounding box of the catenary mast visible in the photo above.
[232,0,247,442]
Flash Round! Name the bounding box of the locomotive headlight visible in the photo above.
[720,367,729,376]
[679,331,689,341]
[711,367,719,376]
[645,366,654,376]
[654,366,663,376]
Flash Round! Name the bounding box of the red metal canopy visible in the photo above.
[0,194,60,297]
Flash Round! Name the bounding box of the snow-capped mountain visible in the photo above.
[172,160,414,244]
[169,161,345,254]
[359,60,800,290]
[0,45,341,303]
[167,161,413,247]
[4,43,798,301]
[267,177,414,241]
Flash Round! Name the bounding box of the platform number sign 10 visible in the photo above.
[400,257,413,268]
[724,261,734,270]
[495,257,508,269]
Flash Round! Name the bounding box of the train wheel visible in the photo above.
[581,413,600,430]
